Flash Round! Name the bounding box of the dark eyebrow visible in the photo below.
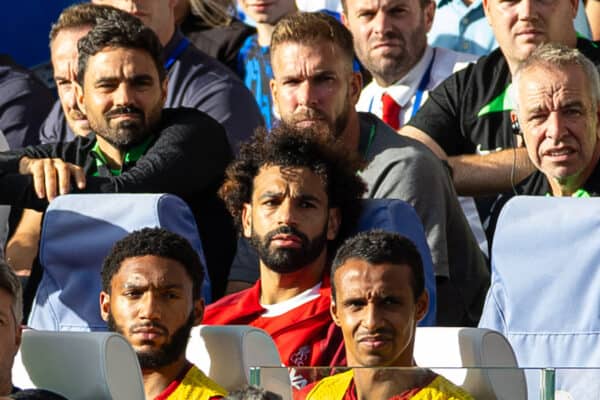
[297,194,322,204]
[258,191,284,201]
[94,74,154,86]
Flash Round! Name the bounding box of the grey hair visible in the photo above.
[0,260,23,326]
[189,0,234,27]
[512,43,600,113]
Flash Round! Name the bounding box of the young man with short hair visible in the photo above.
[100,227,226,400]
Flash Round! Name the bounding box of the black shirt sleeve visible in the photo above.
[407,66,471,156]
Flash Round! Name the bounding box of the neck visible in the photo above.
[549,144,600,196]
[507,35,578,75]
[96,136,124,169]
[142,357,189,399]
[354,359,431,400]
[342,111,362,154]
[259,251,327,304]
[255,22,277,47]
[159,24,177,47]
[174,2,190,26]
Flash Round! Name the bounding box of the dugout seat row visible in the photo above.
[13,326,522,400]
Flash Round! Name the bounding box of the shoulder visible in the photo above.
[416,375,474,400]
[302,370,354,400]
[204,285,259,323]
[186,365,228,393]
[365,114,446,168]
[576,38,600,65]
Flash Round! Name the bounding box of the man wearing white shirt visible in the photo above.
[342,0,487,256]
[342,0,476,129]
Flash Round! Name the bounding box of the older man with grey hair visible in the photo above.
[510,43,600,198]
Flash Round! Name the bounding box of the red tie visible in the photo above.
[381,93,402,130]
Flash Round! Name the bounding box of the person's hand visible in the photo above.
[18,157,86,201]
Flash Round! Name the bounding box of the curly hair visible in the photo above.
[331,230,425,302]
[77,8,165,85]
[220,124,367,240]
[101,228,204,300]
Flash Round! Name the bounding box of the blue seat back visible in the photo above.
[479,196,600,398]
[355,199,436,326]
[28,193,210,331]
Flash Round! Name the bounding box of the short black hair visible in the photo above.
[219,124,367,241]
[101,228,204,300]
[9,389,68,400]
[331,230,425,301]
[77,8,165,85]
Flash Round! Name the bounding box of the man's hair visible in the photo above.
[189,0,234,27]
[50,3,119,44]
[0,260,22,326]
[225,385,283,400]
[77,9,166,85]
[330,230,425,302]
[101,228,204,300]
[513,43,600,112]
[271,12,355,70]
[220,124,367,239]
[340,0,432,14]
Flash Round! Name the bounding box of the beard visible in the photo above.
[249,224,329,274]
[107,311,195,370]
[92,104,162,151]
[288,98,351,139]
[357,21,428,86]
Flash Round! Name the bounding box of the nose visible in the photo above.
[372,10,393,36]
[361,303,384,331]
[517,0,538,20]
[544,111,567,142]
[114,83,135,107]
[276,198,298,226]
[139,292,161,320]
[296,81,318,108]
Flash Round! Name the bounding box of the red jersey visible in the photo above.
[204,277,346,388]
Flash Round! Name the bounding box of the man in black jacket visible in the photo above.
[0,12,234,299]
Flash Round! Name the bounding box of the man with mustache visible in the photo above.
[229,12,488,326]
[0,14,234,301]
[100,227,227,399]
[298,230,473,400]
[203,125,366,389]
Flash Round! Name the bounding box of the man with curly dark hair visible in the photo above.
[204,124,366,389]
[100,227,227,400]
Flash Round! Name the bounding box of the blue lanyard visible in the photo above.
[368,48,437,118]
[411,48,436,117]
[164,37,190,70]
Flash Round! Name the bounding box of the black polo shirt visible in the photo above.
[408,38,600,156]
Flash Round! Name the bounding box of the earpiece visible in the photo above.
[511,113,521,136]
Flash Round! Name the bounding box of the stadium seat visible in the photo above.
[186,325,292,399]
[355,198,436,325]
[15,329,144,400]
[479,196,600,399]
[27,193,209,331]
[414,327,526,399]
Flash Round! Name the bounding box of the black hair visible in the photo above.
[101,228,204,300]
[219,124,367,241]
[331,230,425,301]
[77,8,165,85]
